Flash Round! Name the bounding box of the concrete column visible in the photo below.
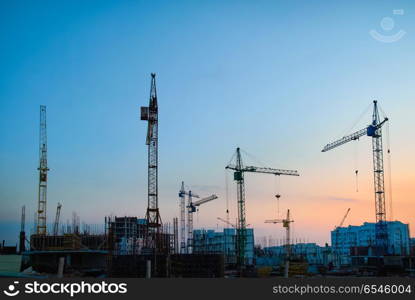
[284,260,289,278]
[57,257,65,278]
[146,260,151,279]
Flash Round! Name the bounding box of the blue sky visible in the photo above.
[1,0,414,245]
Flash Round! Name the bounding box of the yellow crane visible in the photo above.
[265,209,294,278]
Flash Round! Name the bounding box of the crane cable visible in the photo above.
[331,102,371,193]
[354,140,359,192]
[225,169,230,226]
[338,102,372,138]
[385,120,393,221]
[274,176,281,218]
[240,148,267,168]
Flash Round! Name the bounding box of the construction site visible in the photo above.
[0,74,414,279]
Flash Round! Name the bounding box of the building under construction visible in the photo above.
[28,233,107,275]
[105,216,172,256]
[193,228,254,266]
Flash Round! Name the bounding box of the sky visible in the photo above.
[0,0,414,246]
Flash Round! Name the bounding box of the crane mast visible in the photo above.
[178,182,186,254]
[141,73,162,250]
[371,101,388,253]
[226,147,299,269]
[187,191,195,254]
[37,105,49,235]
[228,148,247,269]
[322,100,388,254]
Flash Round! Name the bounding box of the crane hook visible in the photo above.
[355,170,359,192]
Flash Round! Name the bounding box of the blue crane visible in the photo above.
[322,100,389,255]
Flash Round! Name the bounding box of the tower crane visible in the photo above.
[333,208,351,267]
[53,203,62,236]
[265,209,294,277]
[37,105,49,235]
[322,100,389,254]
[141,73,162,250]
[187,192,218,254]
[178,185,200,253]
[226,147,299,269]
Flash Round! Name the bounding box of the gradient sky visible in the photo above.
[0,0,414,246]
